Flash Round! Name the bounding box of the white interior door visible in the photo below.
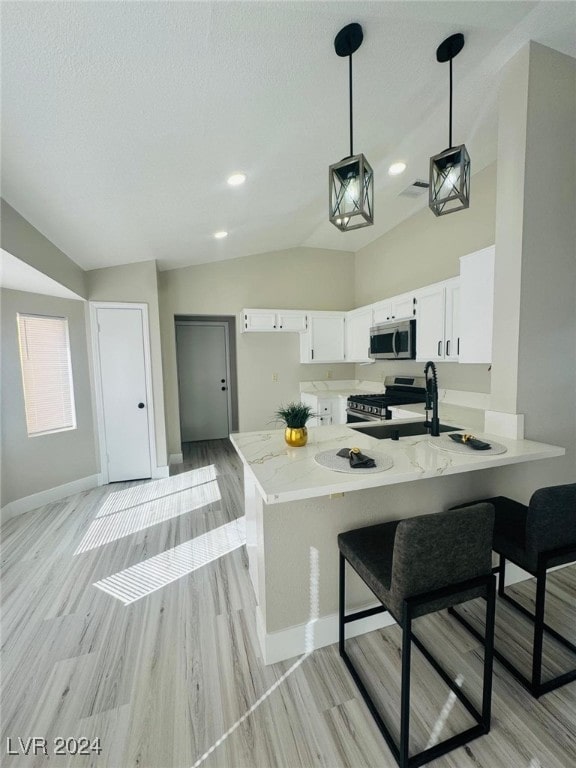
[176,323,230,441]
[95,306,153,482]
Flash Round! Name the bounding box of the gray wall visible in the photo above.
[1,289,99,507]
[87,261,168,467]
[489,42,576,498]
[1,199,87,298]
[159,247,356,455]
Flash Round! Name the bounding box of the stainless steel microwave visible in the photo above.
[369,318,416,360]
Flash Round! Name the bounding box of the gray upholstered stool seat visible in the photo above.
[338,504,496,768]
[450,482,576,697]
[338,507,494,623]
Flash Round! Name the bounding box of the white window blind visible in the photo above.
[17,313,77,437]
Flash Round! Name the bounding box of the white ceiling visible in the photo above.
[2,1,575,272]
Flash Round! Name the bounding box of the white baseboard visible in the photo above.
[1,474,100,525]
[256,602,396,665]
[152,465,170,479]
[169,453,183,466]
[255,562,563,666]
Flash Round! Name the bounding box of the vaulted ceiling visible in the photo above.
[2,1,575,271]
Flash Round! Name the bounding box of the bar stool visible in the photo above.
[450,483,576,698]
[338,504,496,768]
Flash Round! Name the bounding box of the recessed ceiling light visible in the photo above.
[388,162,407,176]
[213,231,228,239]
[227,173,246,187]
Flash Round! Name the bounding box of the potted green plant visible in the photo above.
[274,402,316,446]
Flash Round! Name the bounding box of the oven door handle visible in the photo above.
[346,408,384,422]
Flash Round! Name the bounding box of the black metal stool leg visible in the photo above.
[498,554,506,597]
[399,612,412,768]
[482,576,496,730]
[339,553,345,656]
[531,565,547,692]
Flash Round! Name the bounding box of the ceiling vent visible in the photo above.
[399,180,429,198]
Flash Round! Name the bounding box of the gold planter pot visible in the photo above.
[284,426,308,447]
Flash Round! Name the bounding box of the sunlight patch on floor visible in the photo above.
[93,516,246,604]
[75,479,221,554]
[95,465,217,518]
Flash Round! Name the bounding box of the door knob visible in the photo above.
[221,387,227,391]
[138,402,145,409]
[221,379,226,383]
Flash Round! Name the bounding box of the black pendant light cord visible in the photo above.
[349,54,354,157]
[449,57,453,148]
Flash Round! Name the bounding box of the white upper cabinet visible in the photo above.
[241,309,307,333]
[416,282,448,361]
[458,246,495,363]
[372,292,416,324]
[444,278,460,361]
[300,312,346,363]
[345,306,374,363]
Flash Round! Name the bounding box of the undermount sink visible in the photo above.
[350,422,462,440]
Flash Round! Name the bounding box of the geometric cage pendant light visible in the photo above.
[429,33,471,217]
[329,23,374,231]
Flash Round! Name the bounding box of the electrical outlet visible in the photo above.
[272,372,279,382]
[326,370,333,380]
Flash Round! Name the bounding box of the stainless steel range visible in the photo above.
[346,375,427,423]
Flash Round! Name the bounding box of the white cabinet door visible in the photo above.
[345,306,373,362]
[391,293,416,320]
[372,293,415,325]
[301,392,319,426]
[444,279,460,361]
[372,300,393,325]
[416,284,446,361]
[458,246,495,363]
[335,397,348,425]
[300,312,346,363]
[242,309,278,331]
[317,399,333,426]
[241,309,307,332]
[277,310,307,332]
[300,393,335,426]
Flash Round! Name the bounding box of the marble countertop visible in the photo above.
[230,422,564,505]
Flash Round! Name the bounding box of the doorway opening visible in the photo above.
[175,316,238,446]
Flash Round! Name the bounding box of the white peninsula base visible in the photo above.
[231,423,564,664]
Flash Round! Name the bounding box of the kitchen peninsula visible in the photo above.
[230,421,564,664]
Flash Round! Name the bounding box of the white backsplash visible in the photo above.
[299,379,383,393]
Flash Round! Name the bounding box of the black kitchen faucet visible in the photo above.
[424,360,440,437]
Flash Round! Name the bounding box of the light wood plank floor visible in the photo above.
[1,439,575,767]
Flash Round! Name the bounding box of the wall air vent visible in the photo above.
[399,180,430,198]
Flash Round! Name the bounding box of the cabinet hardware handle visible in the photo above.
[273,325,276,328]
[311,349,314,360]
[437,341,442,356]
[221,379,225,383]
[457,337,460,355]
[221,387,227,391]
[280,325,283,328]
[138,402,145,409]
[446,340,451,356]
